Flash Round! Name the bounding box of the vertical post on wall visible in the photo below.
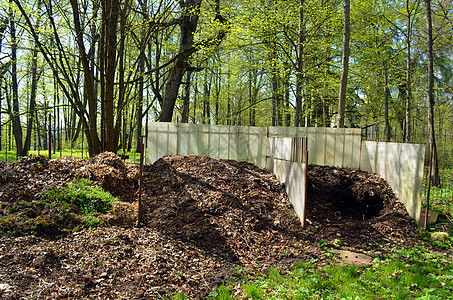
[424,143,430,200]
[136,135,145,227]
[424,142,434,229]
[302,136,308,228]
[48,114,52,159]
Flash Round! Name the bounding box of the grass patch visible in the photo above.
[43,178,118,229]
[206,245,453,299]
[44,178,117,215]
[423,168,453,217]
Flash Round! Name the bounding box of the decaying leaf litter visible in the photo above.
[0,152,421,298]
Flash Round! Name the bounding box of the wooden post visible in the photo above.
[136,135,145,227]
[36,116,41,156]
[60,120,62,158]
[48,114,52,159]
[81,129,84,159]
[424,142,434,229]
[302,137,308,228]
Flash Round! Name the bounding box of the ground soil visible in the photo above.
[0,153,420,299]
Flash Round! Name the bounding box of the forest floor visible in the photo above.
[0,152,442,299]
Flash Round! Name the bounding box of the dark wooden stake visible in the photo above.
[424,142,434,229]
[136,135,145,227]
[81,128,84,159]
[48,114,52,159]
[302,137,308,228]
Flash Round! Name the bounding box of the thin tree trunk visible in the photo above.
[9,1,23,156]
[337,0,350,128]
[114,0,131,153]
[23,0,42,155]
[248,68,255,126]
[425,0,440,186]
[294,0,304,127]
[181,70,192,123]
[203,68,211,124]
[70,0,101,156]
[22,47,40,156]
[0,18,6,152]
[136,42,145,152]
[271,50,278,126]
[214,68,220,125]
[383,67,390,141]
[405,0,412,142]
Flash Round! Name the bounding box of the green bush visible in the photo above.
[45,178,118,215]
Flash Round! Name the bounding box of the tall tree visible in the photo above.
[404,0,414,142]
[294,0,304,127]
[337,0,350,128]
[8,0,23,156]
[22,0,42,156]
[424,0,440,185]
[160,0,228,122]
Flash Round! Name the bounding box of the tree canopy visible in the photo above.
[0,0,452,159]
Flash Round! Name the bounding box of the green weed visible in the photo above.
[44,178,117,215]
[42,178,118,230]
[209,246,453,299]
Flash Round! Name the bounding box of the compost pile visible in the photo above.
[0,153,418,299]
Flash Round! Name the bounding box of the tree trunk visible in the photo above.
[0,18,6,151]
[405,0,412,142]
[70,0,101,156]
[160,0,228,122]
[9,2,23,156]
[383,67,390,141]
[113,0,131,153]
[337,0,350,128]
[101,0,120,152]
[294,0,304,127]
[160,0,201,122]
[181,70,192,123]
[424,0,440,186]
[203,68,211,124]
[136,39,145,151]
[22,46,40,156]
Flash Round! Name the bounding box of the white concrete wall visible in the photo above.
[267,127,362,168]
[147,123,269,167]
[271,159,307,227]
[148,123,362,169]
[360,141,425,222]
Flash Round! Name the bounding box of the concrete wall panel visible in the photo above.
[272,159,306,225]
[325,128,335,166]
[360,141,425,222]
[334,128,345,167]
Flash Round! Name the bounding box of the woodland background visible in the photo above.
[0,0,452,169]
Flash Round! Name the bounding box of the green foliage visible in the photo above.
[210,245,453,299]
[424,168,453,218]
[210,285,233,300]
[83,214,103,229]
[44,178,117,215]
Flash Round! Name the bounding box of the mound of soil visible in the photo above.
[0,153,419,299]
